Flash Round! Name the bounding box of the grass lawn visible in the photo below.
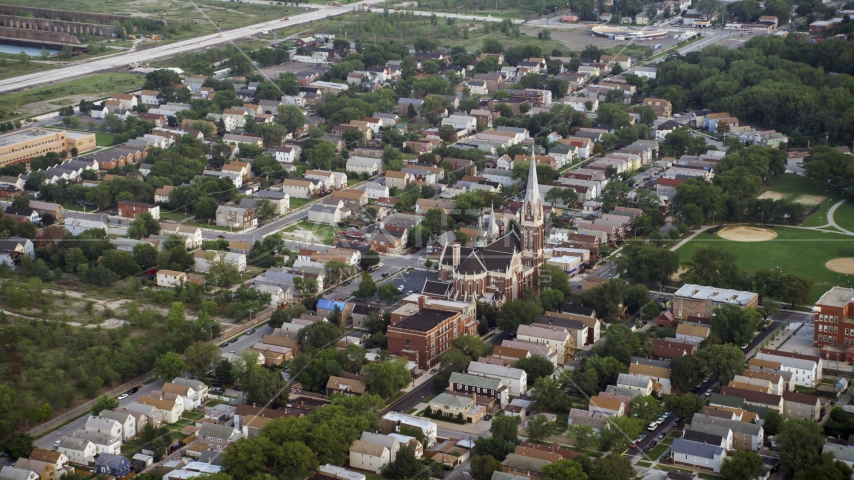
[648,437,672,459]
[184,220,235,232]
[160,210,193,222]
[677,226,854,302]
[96,133,117,147]
[637,461,653,467]
[285,220,339,244]
[657,465,696,474]
[289,197,313,210]
[0,61,53,81]
[347,178,362,187]
[0,73,144,122]
[833,201,854,233]
[759,173,843,227]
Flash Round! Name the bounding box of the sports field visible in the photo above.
[758,174,842,227]
[833,201,854,234]
[678,226,854,302]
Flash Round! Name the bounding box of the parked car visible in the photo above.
[398,285,404,292]
[117,393,129,400]
[381,272,389,277]
[246,328,256,335]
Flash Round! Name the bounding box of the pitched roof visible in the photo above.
[617,373,652,388]
[327,375,367,394]
[782,390,820,405]
[350,439,389,456]
[517,324,569,342]
[676,323,710,338]
[629,363,671,379]
[28,448,62,464]
[501,453,550,472]
[671,438,724,459]
[720,386,781,406]
[589,396,624,412]
[449,372,503,390]
[199,422,240,440]
[690,413,762,436]
[430,392,475,409]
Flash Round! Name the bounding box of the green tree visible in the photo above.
[215,359,234,384]
[721,450,764,480]
[470,455,503,480]
[490,415,521,444]
[542,459,586,480]
[3,433,33,459]
[298,321,344,349]
[127,212,161,239]
[680,245,743,289]
[515,355,555,382]
[663,393,705,421]
[133,242,159,269]
[450,335,491,360]
[589,453,634,480]
[496,300,543,331]
[153,352,187,381]
[568,425,597,451]
[532,376,572,413]
[629,395,664,424]
[525,414,554,443]
[670,354,703,392]
[763,409,784,436]
[778,419,825,472]
[381,446,425,479]
[711,303,763,346]
[276,105,307,135]
[363,358,411,399]
[184,341,221,380]
[616,240,680,284]
[600,417,642,451]
[697,344,746,384]
[360,250,380,270]
[433,348,470,392]
[353,273,377,299]
[90,394,119,416]
[377,283,400,303]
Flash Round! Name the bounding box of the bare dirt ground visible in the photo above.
[826,258,854,274]
[718,226,778,242]
[257,61,318,80]
[757,191,788,201]
[793,195,826,206]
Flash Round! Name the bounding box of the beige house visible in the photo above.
[676,323,710,344]
[735,370,787,395]
[384,170,412,190]
[516,324,574,364]
[28,449,68,478]
[332,189,368,206]
[628,363,672,395]
[14,458,58,480]
[160,224,203,249]
[57,438,96,465]
[588,395,625,416]
[349,440,390,474]
[138,396,183,424]
[154,185,176,204]
[428,392,486,424]
[282,179,318,199]
[616,373,654,396]
[156,270,186,288]
[222,161,253,181]
[782,390,821,421]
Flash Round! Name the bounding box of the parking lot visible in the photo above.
[548,26,684,52]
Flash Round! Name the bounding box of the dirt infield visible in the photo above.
[718,226,778,242]
[826,258,854,274]
[793,195,826,206]
[758,191,788,201]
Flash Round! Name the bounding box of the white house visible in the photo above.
[441,115,477,133]
[346,156,383,176]
[0,466,38,480]
[466,361,527,397]
[755,352,821,387]
[516,324,572,364]
[253,190,291,215]
[57,438,96,465]
[361,432,401,463]
[616,373,654,396]
[562,95,597,112]
[467,80,488,95]
[349,440,390,474]
[71,429,121,455]
[156,270,186,288]
[194,250,247,273]
[98,410,137,441]
[675,323,710,345]
[381,412,437,447]
[274,146,298,163]
[64,218,107,236]
[363,182,389,200]
[282,179,317,199]
[0,237,35,266]
[84,416,123,442]
[670,438,726,473]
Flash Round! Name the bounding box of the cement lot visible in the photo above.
[257,60,319,79]
[547,26,683,52]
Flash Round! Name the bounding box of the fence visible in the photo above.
[28,372,154,437]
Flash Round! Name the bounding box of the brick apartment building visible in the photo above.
[387,296,478,369]
[117,200,160,220]
[813,286,854,361]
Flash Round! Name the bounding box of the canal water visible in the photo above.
[0,43,60,57]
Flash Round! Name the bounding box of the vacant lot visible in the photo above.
[0,0,303,41]
[0,73,144,121]
[678,227,854,302]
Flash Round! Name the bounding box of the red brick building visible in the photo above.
[814,286,854,361]
[117,200,160,220]
[387,296,476,369]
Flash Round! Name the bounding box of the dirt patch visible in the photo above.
[281,226,326,244]
[758,191,788,201]
[718,226,778,242]
[826,258,854,274]
[671,266,687,282]
[793,195,826,206]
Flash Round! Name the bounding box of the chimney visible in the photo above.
[418,296,426,310]
[452,244,461,267]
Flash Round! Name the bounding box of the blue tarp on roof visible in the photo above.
[316,299,346,311]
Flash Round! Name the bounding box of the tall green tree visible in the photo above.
[721,450,764,480]
[697,344,746,384]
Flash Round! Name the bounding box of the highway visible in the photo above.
[0,0,386,94]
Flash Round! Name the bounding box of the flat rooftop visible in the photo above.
[817,287,854,308]
[0,129,60,147]
[392,308,455,332]
[674,284,758,306]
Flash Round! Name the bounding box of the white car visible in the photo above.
[398,285,404,292]
[648,421,659,431]
[117,393,129,400]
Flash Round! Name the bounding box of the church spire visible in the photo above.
[487,202,499,239]
[523,143,542,215]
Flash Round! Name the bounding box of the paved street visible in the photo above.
[32,379,165,451]
[0,0,387,94]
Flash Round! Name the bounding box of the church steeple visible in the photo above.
[520,144,545,271]
[487,202,500,240]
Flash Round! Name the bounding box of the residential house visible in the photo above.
[160,224,203,249]
[97,410,137,441]
[448,372,509,409]
[8,461,54,480]
[380,412,438,447]
[156,270,186,288]
[515,324,574,365]
[616,373,654,396]
[642,98,673,118]
[194,250,247,273]
[282,179,318,199]
[138,395,184,424]
[349,440,390,474]
[327,375,367,397]
[467,361,527,397]
[346,156,383,176]
[117,200,159,220]
[628,362,672,395]
[670,438,726,473]
[215,205,257,230]
[427,392,486,424]
[84,416,123,442]
[501,453,550,479]
[385,170,413,190]
[71,429,121,455]
[754,350,821,387]
[198,423,241,451]
[589,395,626,417]
[28,449,68,478]
[57,437,96,465]
[273,146,298,163]
[95,454,131,478]
[689,413,764,450]
[781,390,821,421]
[675,323,710,344]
